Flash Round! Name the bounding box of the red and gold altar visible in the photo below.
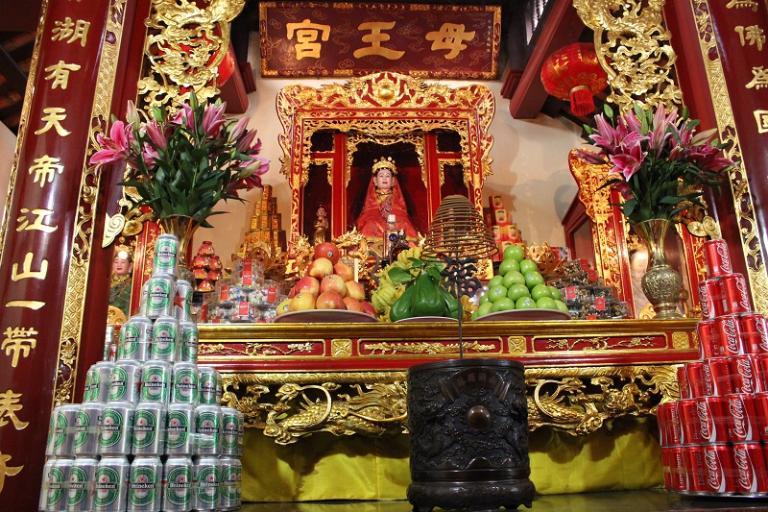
[2,0,768,509]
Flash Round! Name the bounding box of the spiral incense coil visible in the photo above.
[423,195,497,260]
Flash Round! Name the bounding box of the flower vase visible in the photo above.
[158,215,198,281]
[634,219,683,319]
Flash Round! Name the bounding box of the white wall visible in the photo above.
[196,40,583,265]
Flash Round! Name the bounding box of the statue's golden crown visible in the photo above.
[372,156,397,175]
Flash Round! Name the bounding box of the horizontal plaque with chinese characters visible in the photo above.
[259,2,501,79]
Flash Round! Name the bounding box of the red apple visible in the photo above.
[308,257,334,278]
[343,296,364,312]
[320,274,347,297]
[316,291,345,309]
[314,242,340,264]
[346,280,366,301]
[294,276,320,297]
[359,301,377,317]
[334,261,354,281]
[289,292,316,311]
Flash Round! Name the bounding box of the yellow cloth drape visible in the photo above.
[242,418,662,502]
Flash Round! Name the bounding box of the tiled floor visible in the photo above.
[241,490,768,511]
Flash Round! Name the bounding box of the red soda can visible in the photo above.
[697,396,728,443]
[726,393,759,442]
[699,279,724,320]
[720,274,752,315]
[754,393,768,441]
[715,315,745,356]
[679,399,703,444]
[702,444,733,494]
[740,313,768,354]
[732,442,768,493]
[708,357,735,396]
[683,445,708,492]
[687,362,713,398]
[703,239,732,278]
[677,366,691,399]
[697,319,722,358]
[657,401,682,445]
[755,354,768,393]
[729,355,761,394]
[662,446,687,491]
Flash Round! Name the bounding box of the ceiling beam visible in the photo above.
[0,45,26,95]
[503,0,585,119]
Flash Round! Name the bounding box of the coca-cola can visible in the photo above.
[740,313,768,354]
[707,357,735,396]
[703,239,732,278]
[657,401,682,446]
[662,446,687,491]
[698,319,722,359]
[756,354,768,393]
[697,396,728,443]
[682,445,707,492]
[701,444,733,494]
[732,442,768,494]
[754,392,768,441]
[687,362,713,398]
[720,274,752,315]
[716,315,745,356]
[729,355,761,394]
[679,399,704,445]
[699,279,724,320]
[725,393,759,442]
[677,366,691,400]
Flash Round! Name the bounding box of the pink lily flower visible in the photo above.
[145,120,168,150]
[202,103,226,137]
[142,143,159,168]
[90,120,133,165]
[229,116,249,142]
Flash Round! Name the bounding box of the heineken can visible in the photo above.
[73,403,103,457]
[150,315,177,362]
[45,413,56,457]
[178,321,198,364]
[103,324,118,362]
[162,457,193,511]
[94,456,129,512]
[139,280,149,316]
[52,405,79,457]
[221,407,240,457]
[193,456,219,511]
[145,275,174,319]
[171,362,198,405]
[39,458,55,511]
[194,405,222,456]
[85,362,114,403]
[198,367,219,406]
[118,316,152,362]
[139,360,172,404]
[219,457,241,511]
[67,457,97,511]
[43,457,72,512]
[153,233,179,277]
[132,403,166,456]
[175,279,193,322]
[127,456,162,512]
[99,402,134,456]
[165,404,194,456]
[237,409,245,456]
[109,360,142,404]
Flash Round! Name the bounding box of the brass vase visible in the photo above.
[157,215,198,280]
[634,219,683,319]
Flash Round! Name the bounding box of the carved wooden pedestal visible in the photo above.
[407,359,535,511]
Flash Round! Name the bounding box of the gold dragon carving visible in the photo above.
[221,365,679,444]
[572,0,683,112]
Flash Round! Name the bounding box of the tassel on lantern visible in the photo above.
[569,85,596,117]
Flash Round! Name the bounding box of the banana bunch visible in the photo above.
[370,246,423,319]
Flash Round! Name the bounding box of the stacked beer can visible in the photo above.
[39,233,245,512]
[658,239,768,496]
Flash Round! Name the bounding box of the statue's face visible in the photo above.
[374,169,393,191]
[112,254,131,275]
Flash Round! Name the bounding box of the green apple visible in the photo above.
[507,283,530,301]
[531,284,552,301]
[502,271,526,288]
[477,302,493,317]
[548,286,562,300]
[499,258,520,275]
[519,259,538,274]
[480,293,491,304]
[489,275,504,288]
[492,297,516,312]
[487,285,508,303]
[554,300,569,313]
[524,271,545,288]
[515,296,536,309]
[471,310,479,320]
[504,244,525,261]
[536,296,557,310]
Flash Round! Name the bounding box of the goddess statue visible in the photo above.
[355,156,418,238]
[313,204,329,245]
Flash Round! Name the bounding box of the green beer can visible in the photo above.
[193,456,219,511]
[221,407,240,457]
[153,233,179,277]
[162,457,193,511]
[145,275,174,319]
[139,360,172,404]
[198,367,219,405]
[175,279,193,322]
[166,404,194,456]
[67,457,97,511]
[73,403,103,457]
[178,321,198,363]
[194,405,222,456]
[94,456,129,512]
[171,362,199,405]
[150,315,178,362]
[127,456,162,512]
[98,402,135,456]
[132,403,166,456]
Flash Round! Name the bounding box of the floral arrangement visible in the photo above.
[90,95,268,227]
[580,104,733,224]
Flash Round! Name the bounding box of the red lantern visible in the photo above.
[540,43,608,117]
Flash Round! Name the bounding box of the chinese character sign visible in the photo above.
[259,2,501,79]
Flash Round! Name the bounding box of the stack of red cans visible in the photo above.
[658,239,768,496]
